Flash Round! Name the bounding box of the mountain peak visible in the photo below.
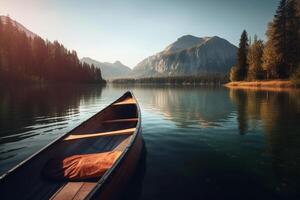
[164,35,202,53]
[114,60,123,65]
[208,36,223,42]
[204,36,231,47]
[163,35,217,53]
[177,34,199,40]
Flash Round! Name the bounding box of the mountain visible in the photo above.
[131,35,237,77]
[81,57,132,79]
[0,16,38,38]
[164,35,211,53]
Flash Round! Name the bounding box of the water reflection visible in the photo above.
[1,84,300,199]
[230,89,249,135]
[113,85,235,129]
[229,88,300,195]
[0,85,104,174]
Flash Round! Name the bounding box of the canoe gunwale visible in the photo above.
[84,91,142,200]
[0,91,139,184]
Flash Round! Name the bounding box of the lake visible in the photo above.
[0,85,300,199]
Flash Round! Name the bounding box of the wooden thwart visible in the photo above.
[64,128,136,141]
[103,118,138,123]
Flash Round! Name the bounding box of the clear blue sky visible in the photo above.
[1,0,278,67]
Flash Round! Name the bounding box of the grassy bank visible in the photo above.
[225,80,299,90]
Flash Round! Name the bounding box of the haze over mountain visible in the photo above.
[1,15,238,80]
[81,57,131,79]
[132,35,237,77]
[0,16,37,39]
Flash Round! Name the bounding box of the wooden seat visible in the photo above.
[102,118,138,123]
[113,98,136,105]
[64,128,136,141]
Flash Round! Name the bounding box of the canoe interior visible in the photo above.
[0,92,139,200]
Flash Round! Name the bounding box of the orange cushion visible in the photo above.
[43,151,122,181]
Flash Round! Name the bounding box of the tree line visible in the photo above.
[111,74,229,85]
[0,16,105,84]
[230,0,300,82]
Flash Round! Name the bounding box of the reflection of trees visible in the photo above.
[132,86,235,128]
[0,85,103,140]
[229,88,300,187]
[230,89,248,135]
[260,91,300,187]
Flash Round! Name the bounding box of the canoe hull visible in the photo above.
[0,91,143,200]
[89,128,143,200]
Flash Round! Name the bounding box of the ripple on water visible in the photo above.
[1,86,300,199]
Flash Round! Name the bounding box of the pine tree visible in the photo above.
[266,0,300,78]
[0,18,3,77]
[285,0,299,75]
[0,16,105,84]
[247,35,264,80]
[272,0,288,78]
[236,30,249,81]
[32,36,48,80]
[263,1,288,79]
[263,30,281,79]
[293,0,300,74]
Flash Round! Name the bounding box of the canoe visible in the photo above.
[0,91,143,200]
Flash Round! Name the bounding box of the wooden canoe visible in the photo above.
[0,91,143,200]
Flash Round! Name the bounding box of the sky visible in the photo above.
[1,0,278,68]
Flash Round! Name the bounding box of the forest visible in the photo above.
[111,74,228,85]
[0,17,105,84]
[230,0,300,82]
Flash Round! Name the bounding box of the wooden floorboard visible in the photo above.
[51,182,84,200]
[72,182,97,200]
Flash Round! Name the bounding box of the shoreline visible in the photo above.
[224,80,299,91]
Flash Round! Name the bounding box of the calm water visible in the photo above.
[0,85,300,199]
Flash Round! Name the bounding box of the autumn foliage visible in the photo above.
[230,0,300,82]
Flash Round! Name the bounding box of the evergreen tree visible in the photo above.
[262,0,300,81]
[236,30,249,80]
[293,0,300,74]
[267,0,299,78]
[263,28,281,79]
[0,18,3,78]
[247,35,264,80]
[32,37,47,80]
[0,16,105,84]
[272,0,288,78]
[285,0,299,75]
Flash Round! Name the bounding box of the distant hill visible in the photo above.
[131,35,237,77]
[0,15,38,39]
[81,57,132,79]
